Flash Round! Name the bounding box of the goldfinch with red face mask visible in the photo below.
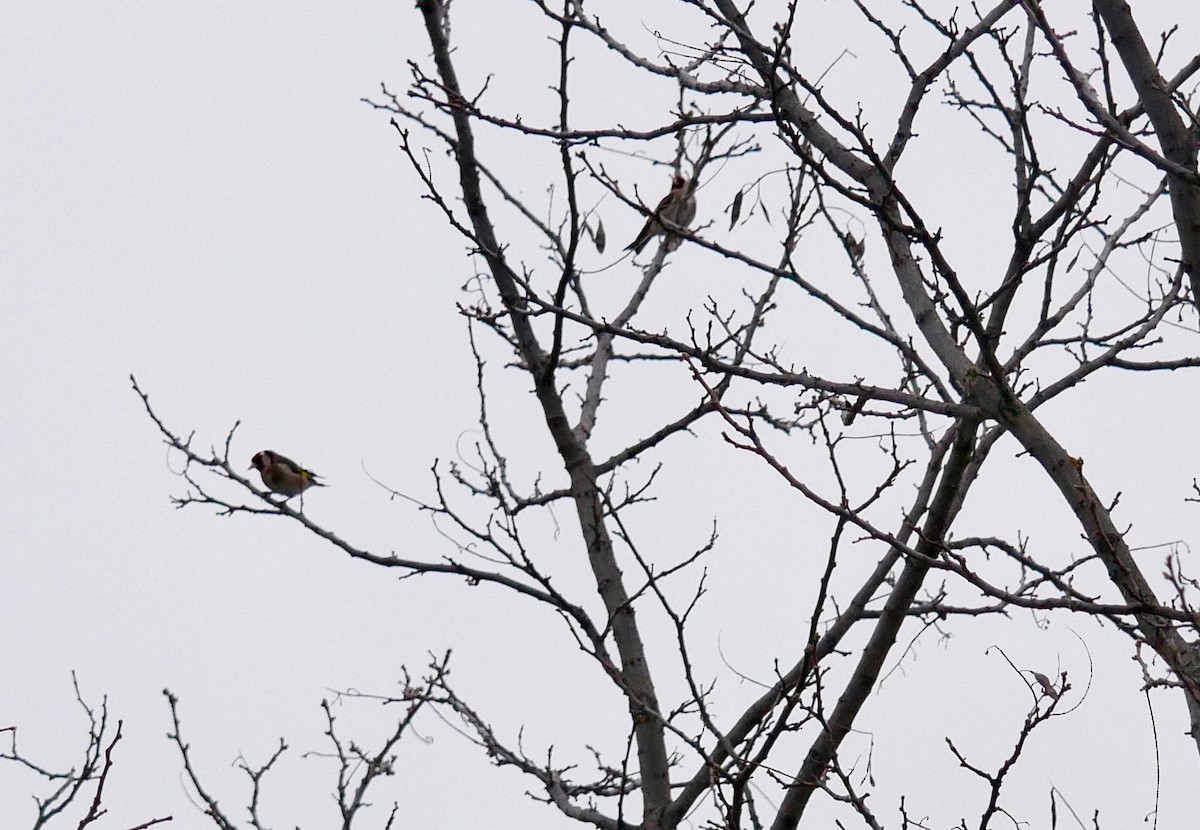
[625,174,697,254]
[250,450,325,498]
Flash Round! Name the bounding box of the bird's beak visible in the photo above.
[248,463,255,470]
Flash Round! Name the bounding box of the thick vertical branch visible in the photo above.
[546,0,582,377]
[711,0,978,387]
[768,417,981,830]
[994,397,1200,754]
[1089,0,1200,305]
[577,261,662,442]
[413,2,672,825]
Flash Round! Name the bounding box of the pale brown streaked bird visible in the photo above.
[250,450,326,498]
[625,174,697,254]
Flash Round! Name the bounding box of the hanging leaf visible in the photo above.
[593,217,606,253]
[728,188,744,230]
[1065,246,1080,272]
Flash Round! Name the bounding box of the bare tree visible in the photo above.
[137,1,1200,827]
[1,675,171,830]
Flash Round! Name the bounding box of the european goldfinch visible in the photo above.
[626,174,697,254]
[250,450,325,498]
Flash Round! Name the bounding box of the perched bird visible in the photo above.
[250,450,325,498]
[625,174,697,254]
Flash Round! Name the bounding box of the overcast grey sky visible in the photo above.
[4,3,517,825]
[5,2,1200,828]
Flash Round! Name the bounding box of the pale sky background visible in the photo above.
[5,2,1200,828]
